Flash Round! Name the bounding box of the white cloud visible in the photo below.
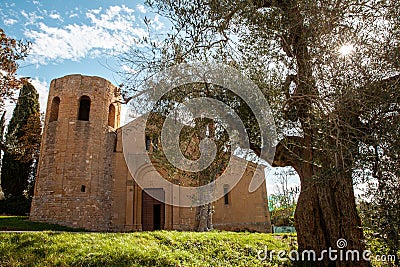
[2,78,48,123]
[21,10,43,25]
[30,78,49,113]
[136,4,147,13]
[48,11,62,21]
[4,2,15,8]
[121,64,137,74]
[89,7,102,14]
[86,5,135,31]
[151,15,164,31]
[4,18,17,25]
[4,102,15,124]
[21,10,28,18]
[120,105,129,126]
[69,13,78,18]
[26,22,113,64]
[25,5,149,65]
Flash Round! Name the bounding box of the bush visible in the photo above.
[0,195,31,215]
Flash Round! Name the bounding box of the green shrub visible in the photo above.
[0,195,31,215]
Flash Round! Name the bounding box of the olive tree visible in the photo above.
[120,1,399,265]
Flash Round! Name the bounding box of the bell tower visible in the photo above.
[30,74,121,230]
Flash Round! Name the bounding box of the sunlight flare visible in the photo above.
[338,44,355,56]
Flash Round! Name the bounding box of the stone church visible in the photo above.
[30,74,271,232]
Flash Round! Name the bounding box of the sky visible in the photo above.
[0,0,302,196]
[0,0,165,119]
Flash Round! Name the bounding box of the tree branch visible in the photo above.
[272,135,304,168]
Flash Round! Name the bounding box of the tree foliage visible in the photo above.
[0,28,30,111]
[268,168,298,227]
[145,83,246,231]
[1,81,41,199]
[0,111,5,200]
[357,76,400,265]
[121,1,399,265]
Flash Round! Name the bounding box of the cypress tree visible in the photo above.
[0,111,5,200]
[1,81,41,198]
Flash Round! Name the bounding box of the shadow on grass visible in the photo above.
[0,216,85,232]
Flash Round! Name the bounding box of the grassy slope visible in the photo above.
[0,216,295,266]
[0,231,296,267]
[0,216,83,232]
[1,217,396,266]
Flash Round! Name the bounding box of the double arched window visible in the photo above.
[78,95,91,121]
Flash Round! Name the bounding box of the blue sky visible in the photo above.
[0,0,165,116]
[0,0,302,196]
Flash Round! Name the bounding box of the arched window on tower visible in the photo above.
[108,104,115,128]
[49,97,60,122]
[78,95,91,121]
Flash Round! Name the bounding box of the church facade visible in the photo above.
[30,74,271,232]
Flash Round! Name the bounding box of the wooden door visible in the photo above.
[142,188,165,231]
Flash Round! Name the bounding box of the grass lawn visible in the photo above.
[0,217,296,266]
[0,230,296,266]
[0,216,83,232]
[0,217,397,266]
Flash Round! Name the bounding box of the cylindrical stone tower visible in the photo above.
[30,74,121,230]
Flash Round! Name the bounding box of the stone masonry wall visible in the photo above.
[31,74,271,232]
[30,74,121,231]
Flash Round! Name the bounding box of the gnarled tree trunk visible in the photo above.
[273,135,369,267]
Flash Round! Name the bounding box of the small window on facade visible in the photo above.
[81,185,86,192]
[49,97,60,122]
[145,135,151,151]
[108,104,115,128]
[78,95,91,121]
[224,185,229,205]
